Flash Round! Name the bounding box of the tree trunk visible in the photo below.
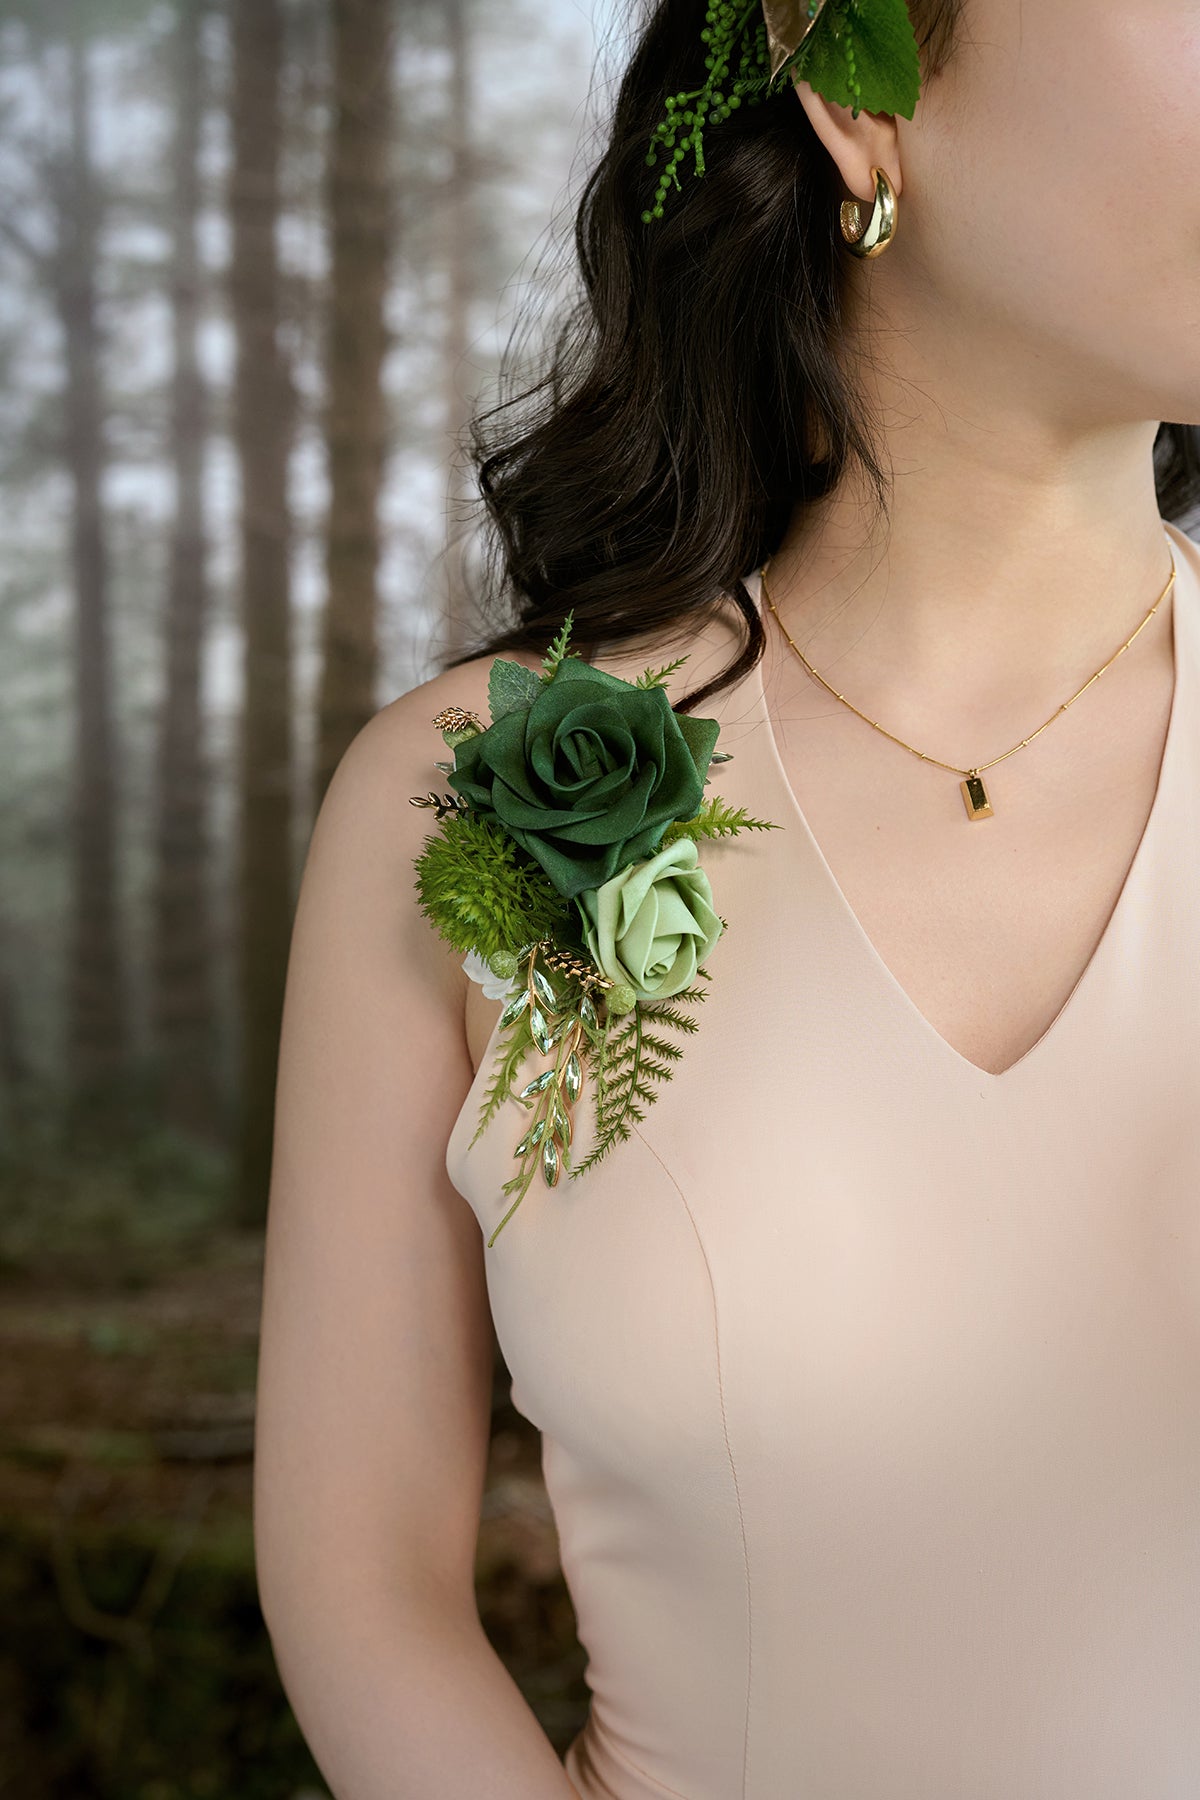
[152,0,222,1141]
[229,0,294,1227]
[0,910,31,1135]
[54,30,128,1114]
[441,0,477,660]
[313,0,395,811]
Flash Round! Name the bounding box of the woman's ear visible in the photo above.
[790,73,903,205]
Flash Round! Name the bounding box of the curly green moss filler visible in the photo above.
[413,814,574,964]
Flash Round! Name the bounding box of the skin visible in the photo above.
[747,0,1198,1077]
[255,650,585,1800]
[768,0,1200,717]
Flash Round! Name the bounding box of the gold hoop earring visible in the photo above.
[839,165,897,258]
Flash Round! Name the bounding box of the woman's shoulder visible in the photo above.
[367,584,755,797]
[584,590,753,696]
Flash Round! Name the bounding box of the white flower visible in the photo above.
[462,947,520,1001]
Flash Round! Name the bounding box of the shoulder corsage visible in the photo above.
[410,613,780,1246]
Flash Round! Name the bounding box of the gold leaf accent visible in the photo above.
[431,705,485,734]
[407,790,471,817]
[530,938,614,994]
[760,0,830,85]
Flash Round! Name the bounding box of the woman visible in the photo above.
[253,1,1200,1795]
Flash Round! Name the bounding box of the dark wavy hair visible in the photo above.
[440,0,1200,715]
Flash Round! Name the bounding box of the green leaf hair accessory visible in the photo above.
[409,616,782,1246]
[642,0,922,224]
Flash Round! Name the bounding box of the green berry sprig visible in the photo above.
[641,0,921,226]
[641,0,774,225]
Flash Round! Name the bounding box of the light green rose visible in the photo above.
[574,837,723,1003]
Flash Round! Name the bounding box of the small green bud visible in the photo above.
[605,982,637,1018]
[488,950,518,980]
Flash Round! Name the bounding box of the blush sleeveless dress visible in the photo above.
[443,518,1200,1800]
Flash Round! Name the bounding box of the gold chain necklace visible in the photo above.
[758,548,1176,821]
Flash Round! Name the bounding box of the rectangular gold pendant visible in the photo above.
[960,771,993,820]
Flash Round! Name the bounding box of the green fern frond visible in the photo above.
[568,978,710,1179]
[661,794,782,847]
[632,654,690,690]
[413,814,572,963]
[470,1008,539,1149]
[540,611,580,683]
[634,1003,700,1034]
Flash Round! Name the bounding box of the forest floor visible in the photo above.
[0,1224,588,1800]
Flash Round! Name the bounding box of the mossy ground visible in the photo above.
[0,1176,587,1798]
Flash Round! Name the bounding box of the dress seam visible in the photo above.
[632,1124,753,1800]
[582,1709,693,1797]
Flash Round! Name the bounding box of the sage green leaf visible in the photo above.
[488,657,543,723]
[671,709,722,782]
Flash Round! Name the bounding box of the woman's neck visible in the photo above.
[764,434,1176,724]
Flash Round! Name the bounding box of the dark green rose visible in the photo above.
[447,657,721,901]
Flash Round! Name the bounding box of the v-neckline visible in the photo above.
[747,522,1193,1084]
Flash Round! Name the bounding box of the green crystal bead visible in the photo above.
[541,1135,560,1187]
[499,986,529,1027]
[513,1117,547,1158]
[529,1005,552,1055]
[531,966,558,1011]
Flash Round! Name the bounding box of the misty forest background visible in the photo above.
[0,0,620,1792]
